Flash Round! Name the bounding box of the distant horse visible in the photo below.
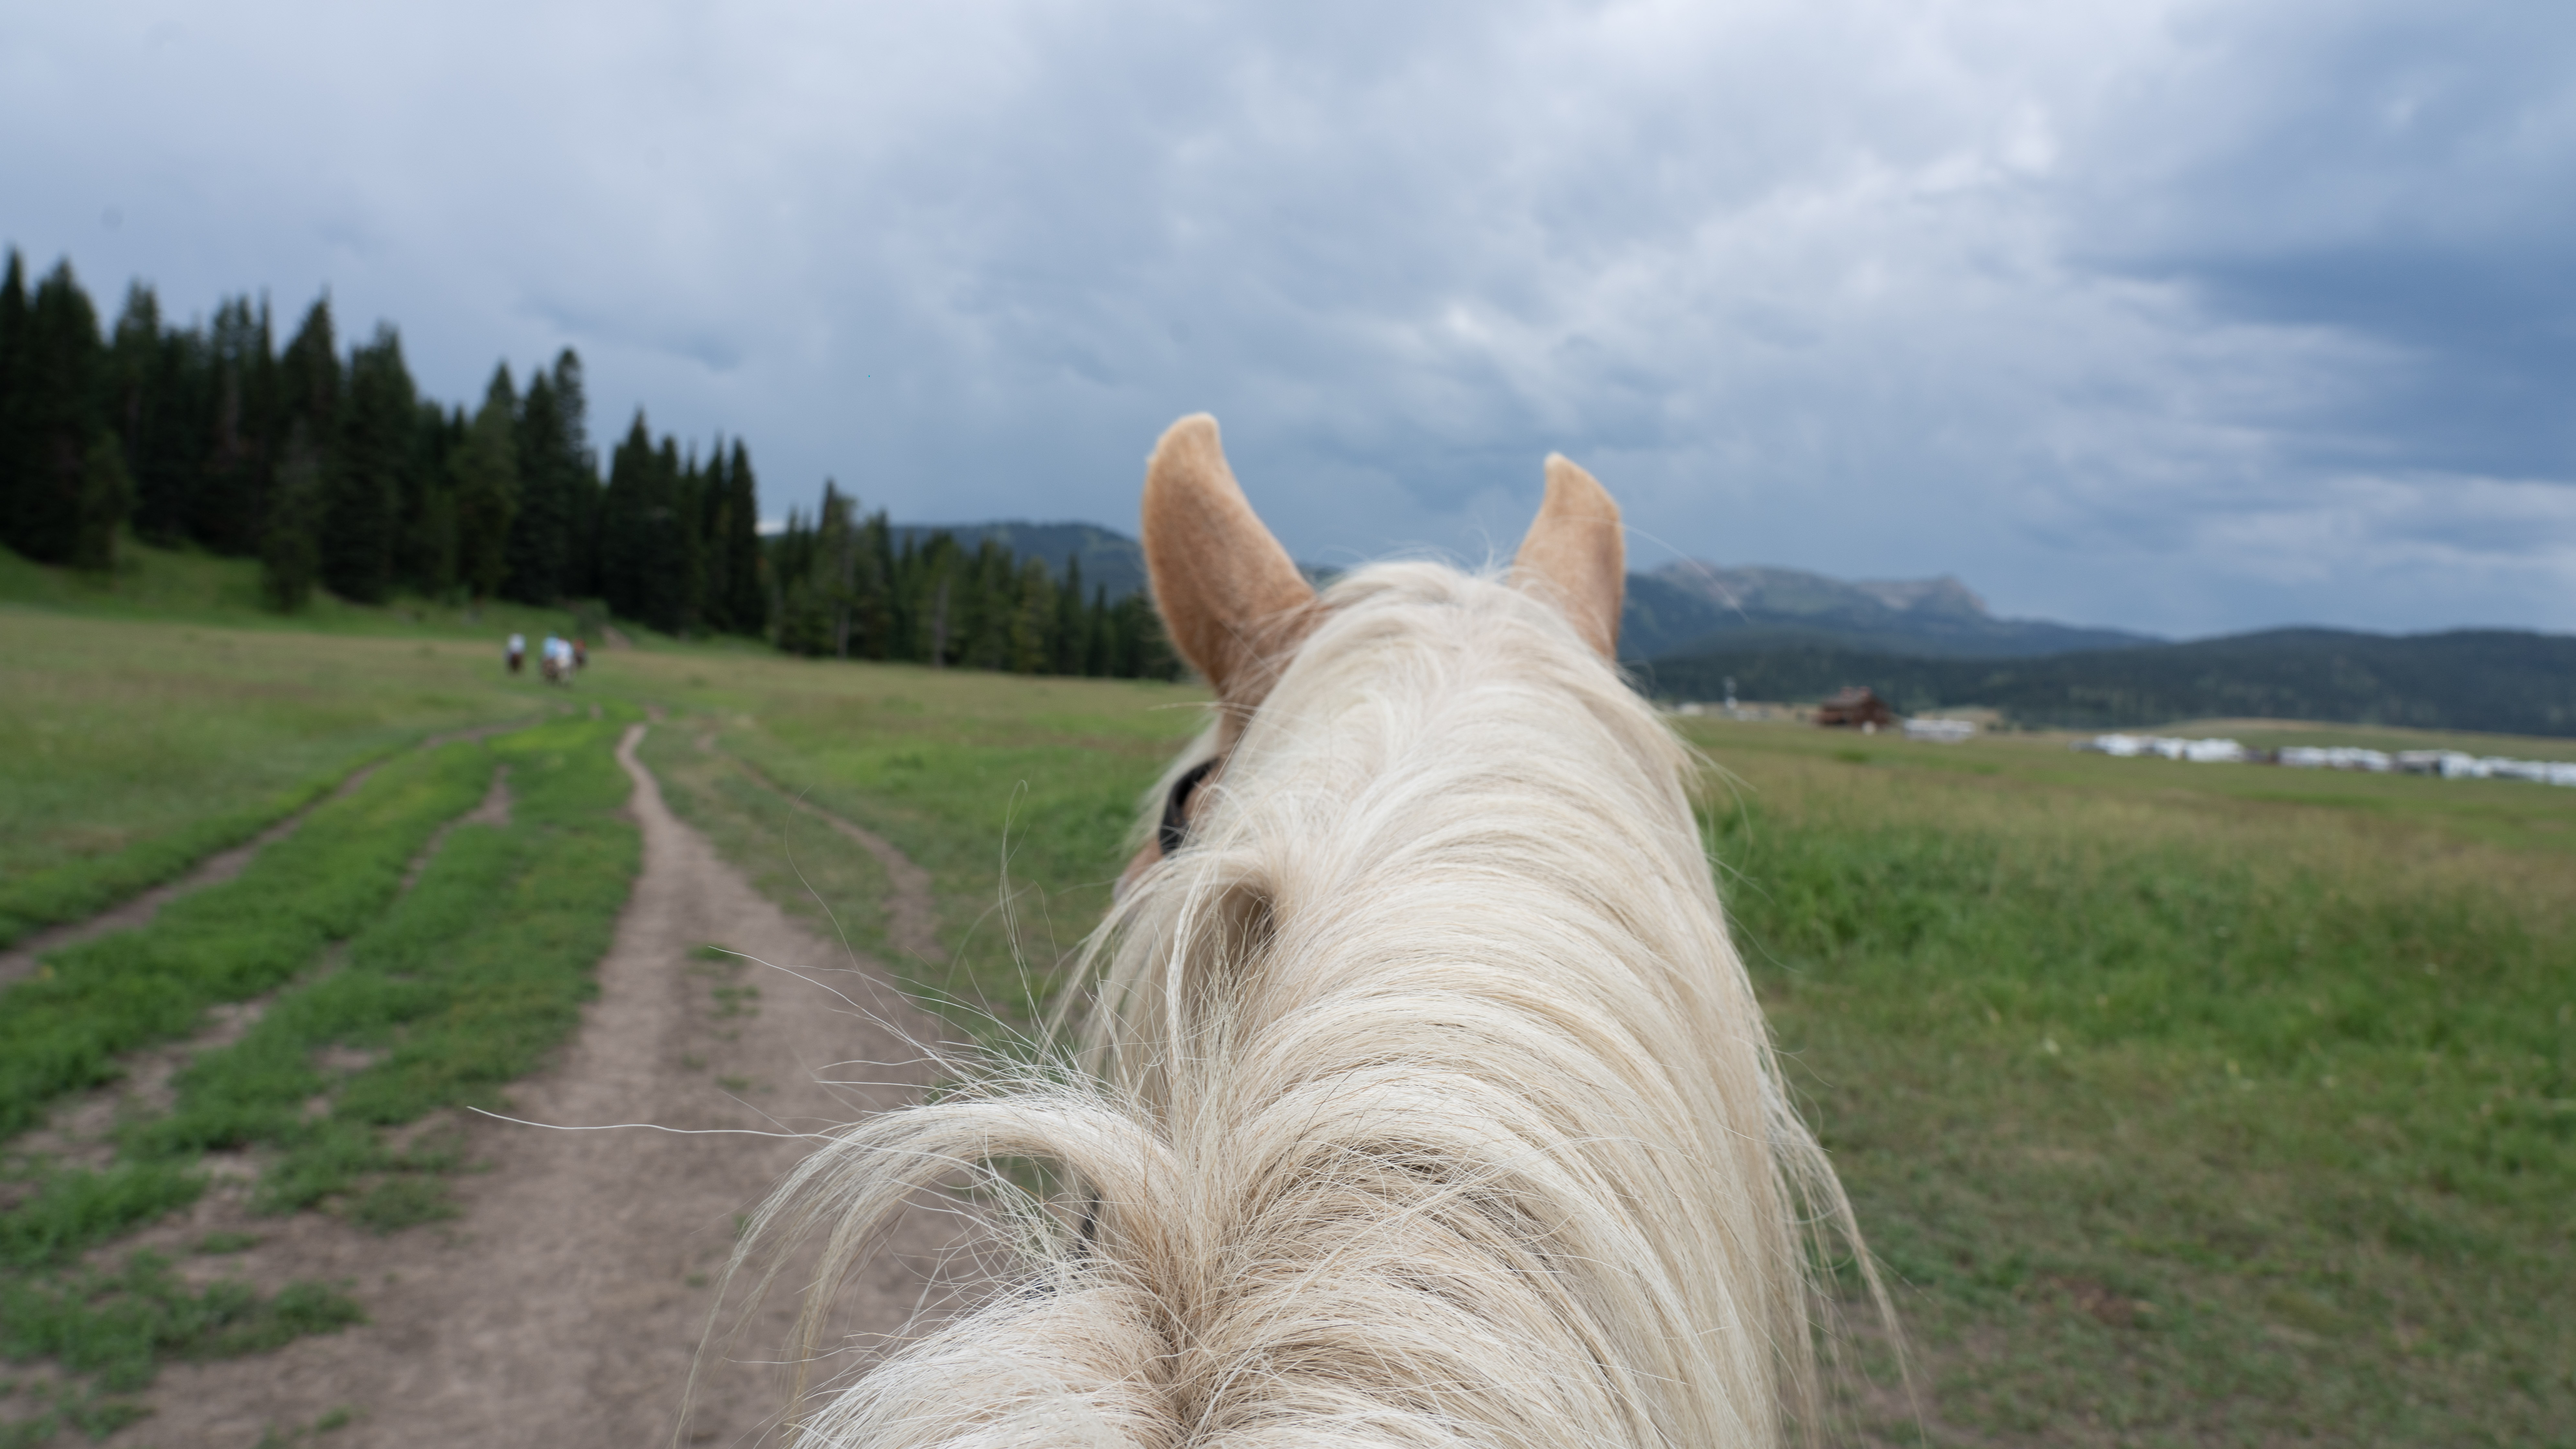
[731,416,1883,1447]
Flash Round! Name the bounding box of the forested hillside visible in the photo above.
[1643,628,2576,737]
[768,490,1178,677]
[0,250,758,634]
[0,249,1184,680]
[893,522,1147,601]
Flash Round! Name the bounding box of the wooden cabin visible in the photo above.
[1813,686,1896,729]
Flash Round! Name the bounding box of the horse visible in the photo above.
[725,415,1884,1447]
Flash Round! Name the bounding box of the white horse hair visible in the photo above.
[722,417,1882,1447]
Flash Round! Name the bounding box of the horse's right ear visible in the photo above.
[1512,454,1625,659]
[1142,414,1320,710]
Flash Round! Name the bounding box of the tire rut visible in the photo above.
[10,764,511,1198]
[0,717,544,990]
[701,743,945,966]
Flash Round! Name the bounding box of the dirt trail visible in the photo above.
[104,724,979,1449]
[0,717,544,989]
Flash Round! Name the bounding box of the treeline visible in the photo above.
[1,248,1180,678]
[767,483,1180,679]
[0,249,760,632]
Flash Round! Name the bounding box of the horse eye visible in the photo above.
[1158,759,1222,855]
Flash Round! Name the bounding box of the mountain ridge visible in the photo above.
[1623,561,2155,660]
[890,520,2153,662]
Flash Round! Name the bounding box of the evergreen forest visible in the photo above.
[0,250,1177,680]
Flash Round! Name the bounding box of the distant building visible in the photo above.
[2278,746,2392,772]
[1903,717,1977,743]
[2073,734,2246,763]
[1814,687,1896,730]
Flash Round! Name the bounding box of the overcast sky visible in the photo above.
[6,0,2571,637]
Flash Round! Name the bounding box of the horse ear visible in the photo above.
[1142,414,1319,707]
[1513,454,1625,658]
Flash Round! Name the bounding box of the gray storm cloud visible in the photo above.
[5,0,2570,636]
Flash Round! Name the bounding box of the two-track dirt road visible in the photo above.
[102,724,980,1448]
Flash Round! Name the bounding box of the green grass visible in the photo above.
[0,606,548,947]
[1683,718,2575,1444]
[1801,718,2576,861]
[0,536,611,644]
[0,1250,363,1442]
[0,743,497,1142]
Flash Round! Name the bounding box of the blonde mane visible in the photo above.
[737,555,1878,1447]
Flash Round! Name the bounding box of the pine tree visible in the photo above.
[917,535,959,667]
[6,261,109,563]
[504,357,586,605]
[817,481,855,656]
[323,323,413,603]
[261,419,325,610]
[1053,554,1085,674]
[724,439,765,635]
[1008,556,1058,673]
[107,284,176,543]
[75,433,136,572]
[137,307,207,547]
[451,366,519,600]
[955,539,1009,669]
[699,442,733,632]
[275,297,343,595]
[545,351,601,600]
[278,296,338,444]
[598,413,655,623]
[768,505,822,654]
[645,436,695,633]
[0,252,27,551]
[197,296,275,556]
[405,401,461,596]
[1084,586,1112,676]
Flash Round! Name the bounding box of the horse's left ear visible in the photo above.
[1142,414,1320,711]
[1513,455,1624,658]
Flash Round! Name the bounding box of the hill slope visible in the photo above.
[1641,628,2576,737]
[894,523,1147,601]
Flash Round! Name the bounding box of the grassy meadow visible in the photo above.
[0,604,558,947]
[1684,722,2573,1445]
[2,564,2571,1444]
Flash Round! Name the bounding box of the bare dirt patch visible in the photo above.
[94,723,981,1448]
